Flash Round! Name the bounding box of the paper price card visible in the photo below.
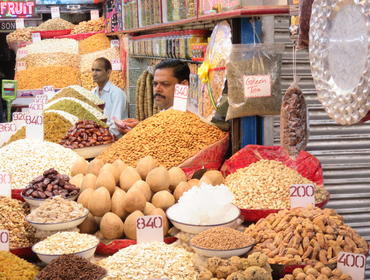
[0,230,9,251]
[26,103,44,141]
[51,6,60,18]
[37,92,50,104]
[16,61,26,71]
[0,122,17,147]
[17,48,28,59]
[243,75,271,98]
[290,184,315,208]
[173,84,188,112]
[112,59,122,71]
[337,252,366,280]
[0,172,11,198]
[32,32,41,43]
[110,39,120,48]
[12,112,26,128]
[136,215,164,244]
[16,18,25,29]
[91,9,99,20]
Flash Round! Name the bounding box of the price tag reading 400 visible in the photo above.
[136,215,164,244]
[173,84,189,112]
[290,184,315,208]
[26,103,44,141]
[0,172,11,198]
[337,252,366,280]
[0,230,9,251]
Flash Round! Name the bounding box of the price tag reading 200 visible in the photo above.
[290,184,315,208]
[337,252,366,280]
[136,215,164,244]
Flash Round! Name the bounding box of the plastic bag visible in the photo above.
[280,82,308,157]
[226,43,284,120]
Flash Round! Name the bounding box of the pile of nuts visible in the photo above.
[37,18,74,31]
[60,120,116,149]
[27,196,87,223]
[71,18,105,34]
[244,206,369,265]
[280,264,352,280]
[22,168,79,199]
[6,27,37,43]
[195,252,272,280]
[225,160,328,209]
[0,196,36,249]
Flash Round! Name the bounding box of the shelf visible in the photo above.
[129,55,202,64]
[107,6,289,35]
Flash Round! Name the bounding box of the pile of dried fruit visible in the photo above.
[0,251,39,280]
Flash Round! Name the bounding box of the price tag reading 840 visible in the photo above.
[173,84,188,112]
[136,215,164,244]
[0,230,9,251]
[337,252,366,280]
[0,172,11,198]
[290,184,315,208]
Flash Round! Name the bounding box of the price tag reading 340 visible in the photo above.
[337,252,366,280]
[26,103,44,141]
[290,184,315,208]
[173,84,189,112]
[0,230,9,251]
[0,172,11,198]
[136,215,164,244]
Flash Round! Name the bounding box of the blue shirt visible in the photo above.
[93,81,127,137]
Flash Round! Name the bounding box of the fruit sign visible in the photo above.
[290,184,315,208]
[173,84,189,112]
[136,215,163,244]
[0,230,9,251]
[337,252,366,280]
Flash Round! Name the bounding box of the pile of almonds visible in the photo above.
[22,168,79,199]
[60,120,116,149]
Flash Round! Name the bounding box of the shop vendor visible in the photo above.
[115,59,190,134]
[92,57,128,137]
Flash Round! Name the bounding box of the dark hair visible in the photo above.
[94,57,112,71]
[154,59,190,82]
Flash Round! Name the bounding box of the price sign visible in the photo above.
[26,103,44,141]
[243,75,271,98]
[0,122,17,146]
[17,49,28,59]
[290,184,315,208]
[15,18,25,29]
[112,59,122,71]
[51,6,60,18]
[0,230,9,251]
[136,215,164,244]
[0,172,11,198]
[173,84,189,112]
[16,61,26,71]
[32,32,41,43]
[110,39,120,48]
[90,9,99,20]
[337,252,366,280]
[12,112,26,128]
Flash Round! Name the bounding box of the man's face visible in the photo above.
[153,68,182,110]
[92,61,110,85]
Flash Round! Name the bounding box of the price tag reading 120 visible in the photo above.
[173,84,188,112]
[290,184,315,208]
[0,230,9,251]
[337,252,366,280]
[136,215,164,244]
[0,172,11,198]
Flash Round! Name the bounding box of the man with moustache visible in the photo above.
[115,59,190,134]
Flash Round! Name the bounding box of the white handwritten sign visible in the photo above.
[12,112,26,128]
[173,84,188,112]
[243,75,271,98]
[0,122,17,147]
[0,173,11,198]
[0,230,9,251]
[112,59,122,71]
[51,6,60,18]
[337,252,366,280]
[290,184,315,208]
[136,215,164,244]
[26,103,44,141]
[91,9,99,20]
[15,18,25,29]
[110,39,120,48]
[32,32,41,42]
[16,61,26,71]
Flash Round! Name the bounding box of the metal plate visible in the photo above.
[309,0,370,125]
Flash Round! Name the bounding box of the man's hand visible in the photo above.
[114,118,139,134]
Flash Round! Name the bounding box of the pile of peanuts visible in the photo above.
[225,160,328,209]
[244,206,369,265]
[98,109,226,168]
[280,263,351,280]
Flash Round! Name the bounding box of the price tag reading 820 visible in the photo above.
[290,184,315,208]
[337,252,366,280]
[136,215,163,244]
[0,172,11,198]
[0,230,9,251]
